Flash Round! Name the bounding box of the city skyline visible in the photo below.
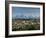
[12,7,40,19]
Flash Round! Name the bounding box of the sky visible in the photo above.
[12,7,40,18]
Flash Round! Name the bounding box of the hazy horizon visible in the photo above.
[12,7,40,19]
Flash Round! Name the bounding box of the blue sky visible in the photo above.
[12,7,40,18]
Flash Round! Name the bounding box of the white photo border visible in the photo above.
[9,3,43,35]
